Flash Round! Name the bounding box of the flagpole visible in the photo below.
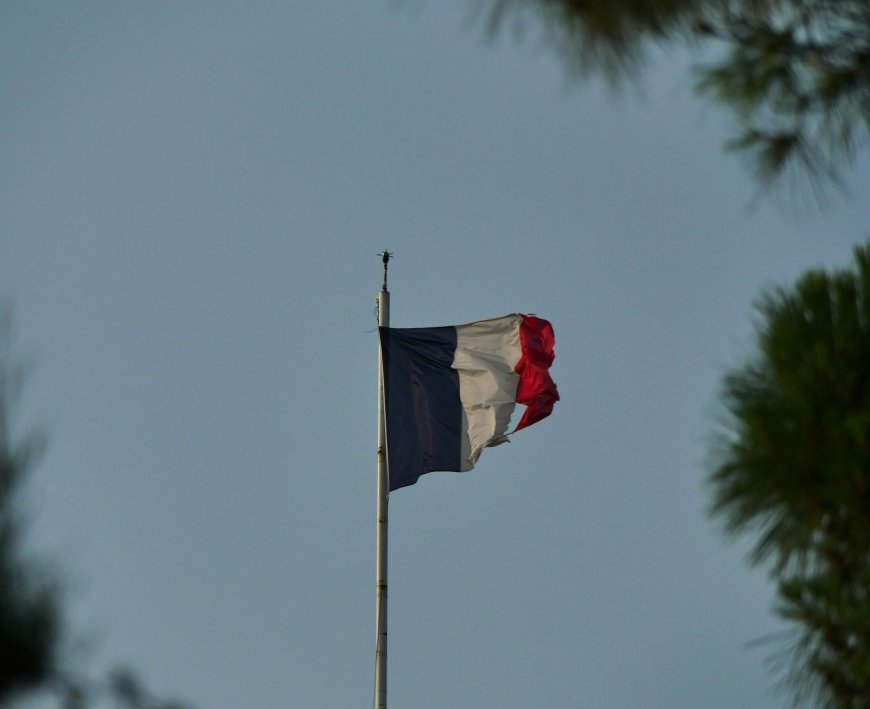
[374,250,391,709]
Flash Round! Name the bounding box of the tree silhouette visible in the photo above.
[0,326,60,705]
[708,244,870,706]
[0,322,194,709]
[480,0,870,192]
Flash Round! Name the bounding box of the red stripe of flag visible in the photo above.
[514,314,559,431]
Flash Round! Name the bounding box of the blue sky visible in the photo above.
[2,2,869,708]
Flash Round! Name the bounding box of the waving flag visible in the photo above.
[379,314,558,491]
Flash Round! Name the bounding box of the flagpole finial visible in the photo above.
[377,250,393,291]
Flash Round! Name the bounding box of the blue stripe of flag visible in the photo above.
[379,326,463,491]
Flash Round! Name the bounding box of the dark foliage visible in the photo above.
[709,244,870,706]
[480,0,870,192]
[0,326,194,709]
[0,334,60,705]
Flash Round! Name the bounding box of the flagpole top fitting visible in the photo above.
[378,250,393,291]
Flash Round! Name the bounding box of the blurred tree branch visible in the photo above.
[478,0,870,196]
[708,244,870,705]
[0,317,195,709]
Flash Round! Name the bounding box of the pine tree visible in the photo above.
[0,325,193,709]
[709,245,870,706]
[481,0,870,191]
[0,331,61,705]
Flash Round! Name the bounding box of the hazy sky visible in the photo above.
[2,2,869,708]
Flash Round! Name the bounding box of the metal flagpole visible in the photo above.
[374,250,391,709]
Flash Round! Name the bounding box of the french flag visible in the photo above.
[379,314,558,491]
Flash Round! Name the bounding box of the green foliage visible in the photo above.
[481,0,693,80]
[709,244,870,706]
[0,324,195,709]
[694,0,870,193]
[0,333,61,705]
[479,0,870,192]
